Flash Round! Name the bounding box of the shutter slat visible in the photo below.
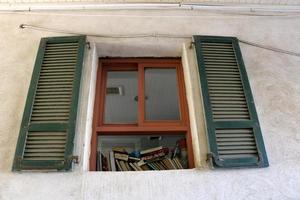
[28,132,67,136]
[37,85,73,89]
[41,69,75,73]
[25,149,65,153]
[39,78,73,83]
[47,42,78,46]
[42,60,77,64]
[40,72,75,75]
[203,53,236,57]
[34,99,71,103]
[37,88,72,92]
[32,109,70,114]
[31,117,69,121]
[202,51,235,54]
[39,74,75,78]
[42,63,77,67]
[210,94,245,97]
[201,42,233,46]
[34,102,70,106]
[31,113,69,117]
[44,53,77,57]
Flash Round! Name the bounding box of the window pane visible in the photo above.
[145,68,180,120]
[104,71,138,124]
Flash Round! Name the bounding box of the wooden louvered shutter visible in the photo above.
[194,36,268,168]
[13,36,86,171]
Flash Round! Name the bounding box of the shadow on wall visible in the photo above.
[94,38,192,57]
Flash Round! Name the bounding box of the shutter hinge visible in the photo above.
[71,155,79,164]
[207,152,224,167]
[189,42,195,49]
[23,125,29,131]
[257,151,263,166]
[19,24,25,29]
[86,42,91,50]
[13,156,23,171]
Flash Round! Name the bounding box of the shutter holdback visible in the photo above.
[207,152,224,167]
[86,42,91,49]
[189,41,195,49]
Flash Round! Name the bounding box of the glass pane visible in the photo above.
[104,71,138,124]
[145,68,180,120]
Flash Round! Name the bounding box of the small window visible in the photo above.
[90,58,194,171]
[145,68,180,121]
[104,70,138,124]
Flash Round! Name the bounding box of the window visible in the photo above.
[90,58,194,171]
[12,35,268,171]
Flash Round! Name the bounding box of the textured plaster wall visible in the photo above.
[0,0,299,5]
[0,10,300,200]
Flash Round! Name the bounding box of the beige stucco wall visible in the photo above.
[0,9,300,200]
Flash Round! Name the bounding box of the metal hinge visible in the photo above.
[71,155,79,164]
[86,42,91,49]
[207,152,224,167]
[189,41,195,49]
[13,156,23,171]
[257,151,263,166]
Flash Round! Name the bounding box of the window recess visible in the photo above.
[90,58,194,171]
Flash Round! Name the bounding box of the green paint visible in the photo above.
[12,36,86,171]
[194,35,269,168]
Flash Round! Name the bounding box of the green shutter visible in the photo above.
[13,36,86,171]
[194,35,268,168]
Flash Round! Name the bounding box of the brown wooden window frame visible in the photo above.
[90,58,194,171]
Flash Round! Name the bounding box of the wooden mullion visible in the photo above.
[98,67,107,127]
[138,64,145,126]
[177,61,189,125]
